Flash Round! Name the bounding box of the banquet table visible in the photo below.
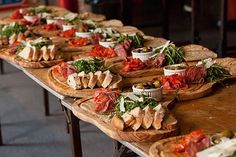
[0,4,236,157]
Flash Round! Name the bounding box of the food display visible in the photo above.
[149,130,236,157]
[72,90,178,142]
[14,37,64,68]
[48,57,122,97]
[1,5,236,154]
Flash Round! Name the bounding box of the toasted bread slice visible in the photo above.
[108,74,122,89]
[142,106,155,129]
[152,105,166,130]
[102,70,113,88]
[182,44,217,61]
[41,46,50,61]
[48,45,56,60]
[130,107,144,131]
[100,19,123,27]
[67,73,82,90]
[111,115,124,131]
[94,71,105,87]
[88,72,98,89]
[121,112,136,127]
[78,71,89,89]
[32,47,40,62]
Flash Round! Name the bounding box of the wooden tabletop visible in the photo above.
[126,80,236,155]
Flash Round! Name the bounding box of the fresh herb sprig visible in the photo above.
[152,42,184,65]
[73,58,107,73]
[115,94,159,116]
[116,32,144,49]
[0,23,27,38]
[16,43,26,52]
[207,63,231,81]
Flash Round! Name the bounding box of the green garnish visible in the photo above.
[115,94,159,115]
[116,32,144,49]
[0,23,27,38]
[29,6,51,15]
[73,58,107,73]
[29,37,52,49]
[207,63,231,81]
[16,43,26,52]
[151,41,184,65]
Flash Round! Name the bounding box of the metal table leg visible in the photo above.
[219,0,227,57]
[68,110,83,157]
[0,59,4,75]
[43,89,50,116]
[113,140,137,157]
[0,119,3,145]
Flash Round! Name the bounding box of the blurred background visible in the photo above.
[1,0,236,57]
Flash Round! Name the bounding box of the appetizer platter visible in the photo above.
[48,57,122,97]
[0,22,35,62]
[149,130,236,157]
[72,90,178,142]
[14,37,64,68]
[111,41,217,78]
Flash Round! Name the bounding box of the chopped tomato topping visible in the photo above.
[10,10,23,19]
[43,24,59,31]
[122,58,145,72]
[68,37,90,47]
[59,28,76,38]
[161,74,188,90]
[89,45,117,58]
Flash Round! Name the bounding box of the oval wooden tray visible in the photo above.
[47,68,96,97]
[14,56,64,68]
[72,97,179,142]
[149,135,186,157]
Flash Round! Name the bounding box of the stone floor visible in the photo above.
[0,62,113,157]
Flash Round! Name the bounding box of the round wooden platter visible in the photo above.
[31,25,61,37]
[0,47,15,62]
[149,135,186,157]
[48,67,103,97]
[72,96,179,143]
[14,56,64,68]
[111,62,164,78]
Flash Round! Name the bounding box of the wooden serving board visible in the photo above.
[14,56,64,68]
[0,47,15,62]
[149,136,186,157]
[72,96,179,142]
[47,68,96,97]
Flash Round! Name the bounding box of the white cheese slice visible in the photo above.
[197,138,236,157]
[119,97,125,112]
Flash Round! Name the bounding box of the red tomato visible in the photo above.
[161,74,188,90]
[59,29,76,38]
[173,144,185,153]
[43,24,59,31]
[122,58,145,72]
[19,19,32,25]
[68,37,90,47]
[89,45,117,58]
[10,10,23,19]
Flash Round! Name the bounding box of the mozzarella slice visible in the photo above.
[197,138,236,157]
[67,73,82,90]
